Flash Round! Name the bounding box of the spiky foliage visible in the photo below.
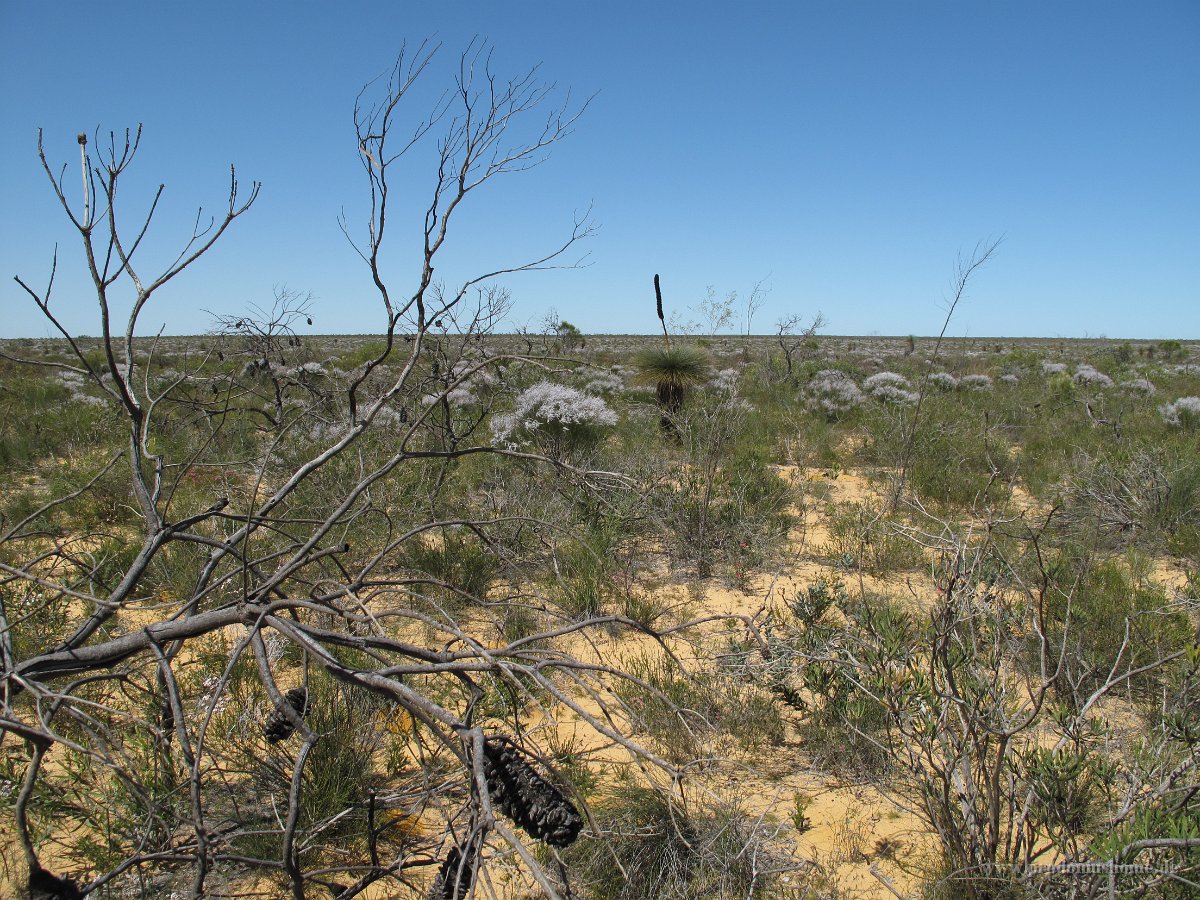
[633,346,708,417]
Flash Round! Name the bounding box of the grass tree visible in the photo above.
[633,344,709,419]
[637,272,709,421]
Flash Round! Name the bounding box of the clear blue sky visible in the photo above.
[2,1,1197,339]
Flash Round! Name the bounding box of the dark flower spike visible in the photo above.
[28,866,84,900]
[428,836,479,900]
[263,686,309,743]
[482,738,582,847]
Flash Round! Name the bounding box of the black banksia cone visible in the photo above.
[428,838,478,900]
[28,866,84,899]
[263,687,309,743]
[482,739,582,847]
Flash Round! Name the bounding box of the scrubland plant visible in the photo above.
[806,369,865,420]
[1058,449,1200,559]
[582,368,626,395]
[0,43,742,900]
[562,779,805,899]
[1073,364,1115,389]
[1026,550,1194,708]
[1121,376,1157,396]
[863,371,918,405]
[651,393,793,580]
[960,373,994,391]
[1160,396,1200,429]
[927,371,960,391]
[821,502,925,575]
[771,312,826,383]
[208,288,325,431]
[616,652,785,767]
[862,391,1017,510]
[752,523,1200,899]
[633,344,709,425]
[490,380,618,457]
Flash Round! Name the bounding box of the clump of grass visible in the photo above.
[821,502,925,575]
[616,655,785,765]
[550,527,622,620]
[563,780,798,899]
[1058,448,1200,557]
[400,527,498,613]
[235,675,397,864]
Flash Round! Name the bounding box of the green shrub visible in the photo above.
[617,655,785,765]
[1035,555,1193,705]
[399,527,498,612]
[549,525,625,620]
[821,502,924,576]
[236,675,395,863]
[563,781,795,899]
[1059,448,1200,556]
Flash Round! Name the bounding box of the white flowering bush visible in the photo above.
[927,372,959,391]
[491,381,618,451]
[863,371,910,391]
[709,367,741,394]
[1042,361,1067,376]
[1121,377,1156,396]
[56,369,109,407]
[583,370,626,394]
[1073,364,1113,388]
[960,374,994,392]
[1159,396,1200,429]
[288,361,328,379]
[999,373,1020,385]
[807,369,865,418]
[421,385,478,407]
[422,360,501,409]
[863,371,918,405]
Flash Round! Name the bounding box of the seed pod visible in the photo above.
[482,739,582,847]
[28,866,84,899]
[428,839,478,900]
[263,687,309,743]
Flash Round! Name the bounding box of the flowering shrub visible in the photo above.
[422,360,500,408]
[863,371,918,405]
[863,371,909,389]
[420,385,478,407]
[1073,364,1113,388]
[806,369,865,418]
[709,367,741,394]
[56,369,108,407]
[960,374,994,392]
[999,373,1020,385]
[491,381,617,450]
[926,372,959,391]
[1042,361,1067,375]
[290,361,327,379]
[1121,377,1157,396]
[583,370,625,394]
[1159,396,1200,429]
